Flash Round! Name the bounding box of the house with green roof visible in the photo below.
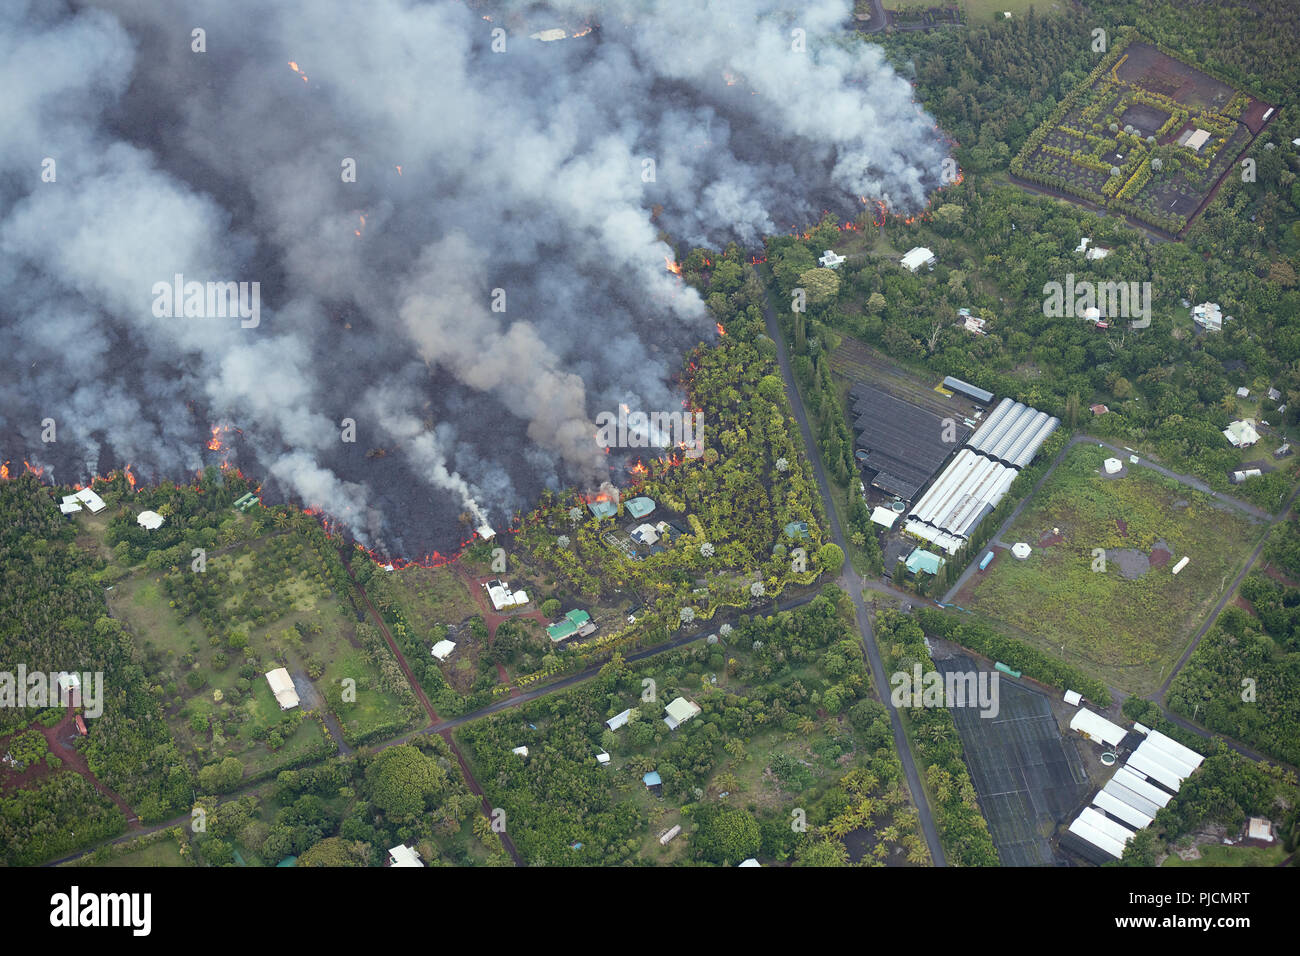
[625,496,656,519]
[905,548,945,576]
[783,520,810,540]
[588,499,618,519]
[546,608,596,643]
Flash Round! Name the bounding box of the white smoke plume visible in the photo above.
[0,0,948,556]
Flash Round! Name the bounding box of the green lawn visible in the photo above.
[80,837,193,868]
[957,0,1063,22]
[965,444,1262,694]
[1162,842,1287,867]
[384,565,480,625]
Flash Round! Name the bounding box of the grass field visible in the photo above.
[109,528,418,772]
[1162,842,1288,867]
[384,565,480,625]
[965,444,1261,694]
[957,0,1063,21]
[84,838,193,868]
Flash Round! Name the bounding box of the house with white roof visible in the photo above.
[900,247,936,272]
[387,844,424,867]
[431,639,456,661]
[1191,302,1223,331]
[485,579,529,611]
[1068,708,1126,748]
[1223,419,1259,448]
[137,510,165,530]
[1181,128,1211,152]
[630,523,660,546]
[663,697,701,730]
[73,488,105,514]
[818,250,846,269]
[265,668,300,710]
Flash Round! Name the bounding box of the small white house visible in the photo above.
[663,697,701,730]
[56,672,81,704]
[73,488,106,514]
[1247,817,1274,842]
[630,523,660,546]
[596,750,610,765]
[512,746,529,758]
[1064,690,1083,707]
[1236,386,1250,399]
[1183,128,1211,152]
[431,639,456,661]
[1103,457,1123,474]
[388,844,424,867]
[1191,302,1223,332]
[265,668,300,710]
[137,510,165,530]
[901,247,936,272]
[606,708,632,731]
[485,579,529,611]
[1171,556,1189,575]
[818,250,846,269]
[1223,419,1259,448]
[59,498,83,515]
[1010,542,1032,560]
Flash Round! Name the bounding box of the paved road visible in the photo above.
[759,276,948,867]
[853,0,888,34]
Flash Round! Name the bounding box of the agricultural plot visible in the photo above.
[935,654,1090,867]
[964,444,1261,695]
[111,529,419,776]
[1012,37,1273,235]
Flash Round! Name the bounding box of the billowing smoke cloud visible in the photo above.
[0,0,948,557]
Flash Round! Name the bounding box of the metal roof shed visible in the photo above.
[1102,778,1163,820]
[1067,816,1127,859]
[1112,766,1173,807]
[1092,790,1154,830]
[1146,731,1204,773]
[1077,806,1137,845]
[1069,709,1126,747]
[942,376,994,404]
[1125,750,1184,792]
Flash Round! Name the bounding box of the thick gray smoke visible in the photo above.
[0,0,948,557]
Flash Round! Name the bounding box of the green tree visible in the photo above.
[797,267,841,305]
[693,805,762,865]
[364,744,447,820]
[197,756,244,794]
[818,542,845,574]
[794,837,849,866]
